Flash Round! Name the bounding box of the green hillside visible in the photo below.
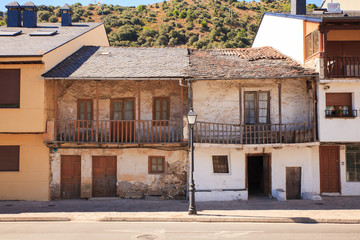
[1,0,317,48]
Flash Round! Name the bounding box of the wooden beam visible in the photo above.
[137,81,141,120]
[54,80,58,141]
[319,24,360,31]
[312,80,317,142]
[180,84,183,117]
[239,84,242,125]
[96,81,99,142]
[278,82,282,143]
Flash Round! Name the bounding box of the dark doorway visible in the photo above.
[247,154,271,197]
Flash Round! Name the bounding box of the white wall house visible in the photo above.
[188,48,320,201]
[253,7,360,196]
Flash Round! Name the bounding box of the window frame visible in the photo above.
[153,97,170,121]
[0,69,20,109]
[148,156,166,174]
[110,97,136,121]
[244,91,270,125]
[346,146,360,182]
[0,146,20,172]
[325,93,354,118]
[305,29,320,59]
[77,99,93,121]
[212,155,230,174]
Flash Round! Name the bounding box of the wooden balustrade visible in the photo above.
[55,119,183,144]
[194,121,315,144]
[325,56,360,78]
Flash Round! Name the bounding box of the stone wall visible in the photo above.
[50,148,187,200]
[55,80,188,121]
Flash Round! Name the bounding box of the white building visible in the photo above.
[187,48,320,201]
[253,0,360,196]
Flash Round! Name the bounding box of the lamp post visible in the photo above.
[187,108,197,215]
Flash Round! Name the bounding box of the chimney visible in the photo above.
[291,0,306,15]
[21,1,38,28]
[5,1,21,27]
[60,4,72,26]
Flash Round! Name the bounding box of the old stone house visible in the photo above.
[187,48,320,201]
[42,47,190,200]
[254,0,360,196]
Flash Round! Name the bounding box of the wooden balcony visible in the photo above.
[325,56,360,78]
[54,119,184,144]
[194,121,315,145]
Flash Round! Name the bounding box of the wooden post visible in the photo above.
[137,81,141,143]
[312,79,317,142]
[137,81,141,120]
[180,84,184,118]
[96,81,99,142]
[54,80,58,141]
[278,82,282,143]
[239,84,243,144]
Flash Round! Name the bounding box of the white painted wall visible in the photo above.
[339,145,360,196]
[318,81,360,142]
[193,144,320,201]
[253,15,304,64]
[192,79,313,125]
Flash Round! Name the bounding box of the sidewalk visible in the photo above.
[1,196,360,224]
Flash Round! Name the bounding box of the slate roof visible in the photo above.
[42,46,190,79]
[0,22,103,56]
[187,47,316,79]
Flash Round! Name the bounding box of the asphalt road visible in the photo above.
[0,222,359,240]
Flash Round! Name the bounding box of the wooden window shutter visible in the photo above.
[0,69,20,106]
[326,93,352,107]
[0,146,20,171]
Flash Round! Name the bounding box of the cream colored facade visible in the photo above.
[0,24,109,201]
[322,0,360,10]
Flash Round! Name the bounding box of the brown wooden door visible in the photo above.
[110,98,135,142]
[92,156,117,197]
[61,155,81,199]
[286,167,301,199]
[263,154,271,196]
[319,146,340,193]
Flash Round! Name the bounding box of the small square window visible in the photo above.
[148,156,165,174]
[212,155,229,173]
[0,69,20,108]
[0,146,20,171]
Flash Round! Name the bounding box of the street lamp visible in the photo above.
[187,108,197,215]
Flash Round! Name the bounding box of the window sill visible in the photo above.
[325,116,357,119]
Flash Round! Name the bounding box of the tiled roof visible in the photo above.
[0,22,103,56]
[187,48,316,79]
[42,46,190,79]
[220,47,288,61]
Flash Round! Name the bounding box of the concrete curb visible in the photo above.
[99,217,360,224]
[0,217,71,222]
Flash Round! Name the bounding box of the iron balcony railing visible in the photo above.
[193,121,315,144]
[55,119,184,144]
[325,109,358,118]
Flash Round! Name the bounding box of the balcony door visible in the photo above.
[244,91,270,125]
[110,98,135,142]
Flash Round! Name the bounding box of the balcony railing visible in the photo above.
[194,121,315,144]
[325,56,360,78]
[325,110,358,118]
[55,119,184,144]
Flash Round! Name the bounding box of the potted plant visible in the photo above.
[337,106,343,117]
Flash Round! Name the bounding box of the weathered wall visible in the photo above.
[193,144,320,201]
[192,78,314,125]
[56,80,187,121]
[253,15,304,64]
[0,63,46,132]
[0,134,49,200]
[318,81,360,142]
[50,148,187,200]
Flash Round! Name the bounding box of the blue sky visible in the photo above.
[0,0,324,12]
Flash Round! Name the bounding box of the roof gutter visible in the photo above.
[188,74,318,81]
[42,77,188,81]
